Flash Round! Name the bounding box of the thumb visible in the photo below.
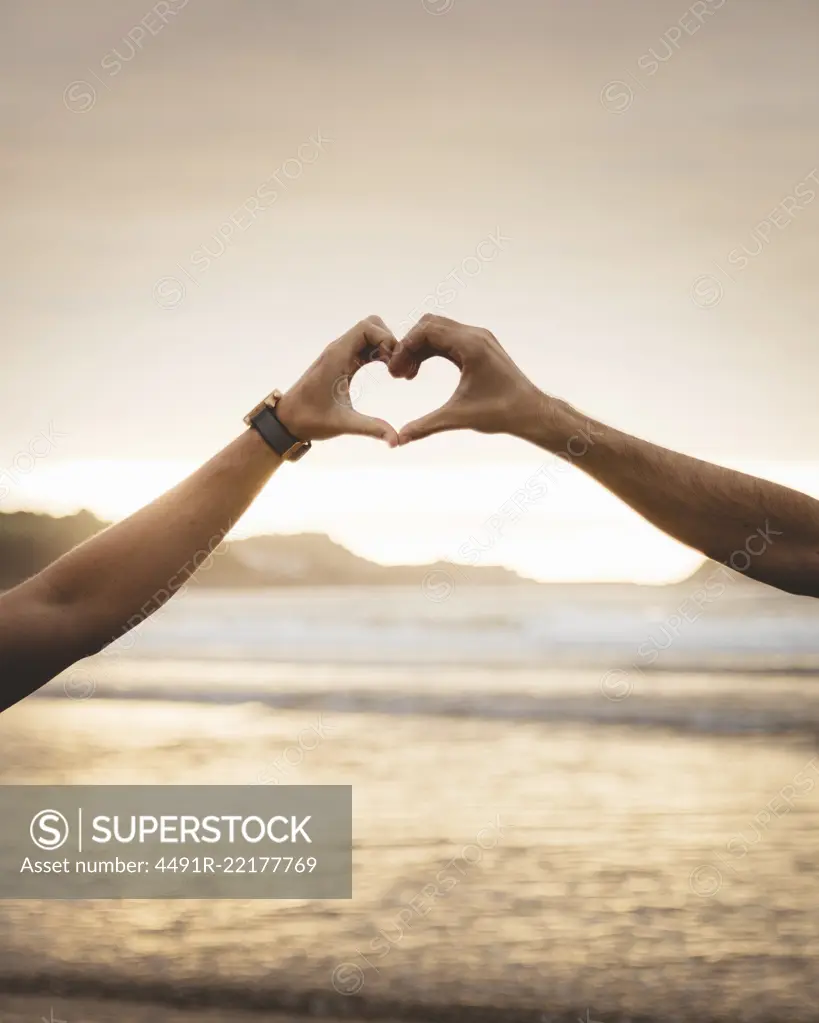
[341,410,399,448]
[398,403,461,446]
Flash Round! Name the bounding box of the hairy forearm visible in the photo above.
[520,395,819,597]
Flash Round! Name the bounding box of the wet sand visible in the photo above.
[0,998,367,1023]
[3,691,819,1022]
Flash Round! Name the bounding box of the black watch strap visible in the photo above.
[250,406,312,461]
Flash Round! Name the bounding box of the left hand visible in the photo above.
[276,316,400,446]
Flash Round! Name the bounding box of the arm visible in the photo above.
[389,314,819,598]
[0,316,398,712]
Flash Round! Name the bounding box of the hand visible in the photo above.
[276,316,399,447]
[388,314,546,445]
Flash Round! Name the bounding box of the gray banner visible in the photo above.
[0,786,352,899]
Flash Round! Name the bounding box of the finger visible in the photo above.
[389,342,429,380]
[402,315,460,354]
[341,410,399,448]
[398,402,462,446]
[390,317,461,378]
[363,313,390,333]
[388,350,421,381]
[365,337,397,366]
[352,316,399,366]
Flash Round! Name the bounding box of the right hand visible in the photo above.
[387,314,547,445]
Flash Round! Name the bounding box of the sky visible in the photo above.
[2,0,819,582]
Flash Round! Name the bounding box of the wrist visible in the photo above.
[244,389,313,461]
[513,390,601,457]
[273,391,300,437]
[509,387,570,445]
[267,389,316,449]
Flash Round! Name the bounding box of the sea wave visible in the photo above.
[40,660,819,737]
[62,584,819,671]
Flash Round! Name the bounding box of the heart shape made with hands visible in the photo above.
[350,347,462,445]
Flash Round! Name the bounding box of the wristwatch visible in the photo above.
[243,389,312,462]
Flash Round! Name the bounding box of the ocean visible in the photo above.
[1,583,818,1023]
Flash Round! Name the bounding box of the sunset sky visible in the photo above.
[2,0,818,582]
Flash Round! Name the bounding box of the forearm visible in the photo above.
[386,313,819,597]
[1,316,400,713]
[520,395,819,597]
[11,428,281,666]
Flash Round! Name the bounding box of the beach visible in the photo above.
[1,585,819,1022]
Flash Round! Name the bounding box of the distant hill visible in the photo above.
[222,532,528,588]
[3,509,793,595]
[0,510,531,590]
[679,557,781,593]
[0,509,107,591]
